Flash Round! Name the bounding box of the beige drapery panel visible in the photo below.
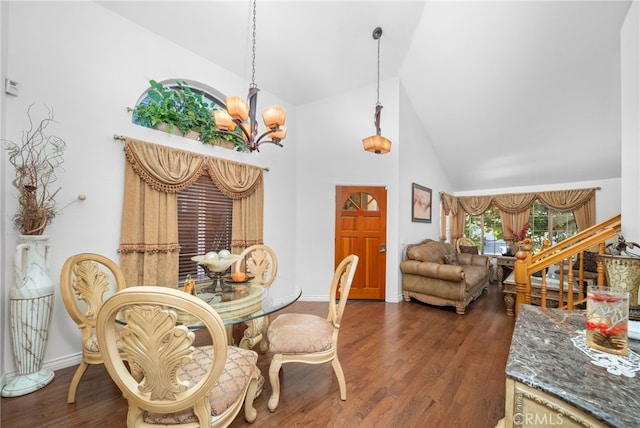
[441,188,597,244]
[205,158,264,254]
[537,190,595,231]
[118,138,264,287]
[440,193,464,241]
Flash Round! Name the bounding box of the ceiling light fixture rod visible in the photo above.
[362,26,392,155]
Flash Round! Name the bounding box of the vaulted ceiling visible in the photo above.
[98,0,632,191]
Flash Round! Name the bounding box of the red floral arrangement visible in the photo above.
[506,222,530,242]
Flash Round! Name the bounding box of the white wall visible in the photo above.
[0,0,8,386]
[397,83,453,251]
[1,1,296,376]
[621,1,640,241]
[295,78,401,301]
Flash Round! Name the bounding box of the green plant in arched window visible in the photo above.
[127,80,246,151]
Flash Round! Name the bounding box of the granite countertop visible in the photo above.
[506,305,640,427]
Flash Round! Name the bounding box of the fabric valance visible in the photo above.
[123,138,263,198]
[443,188,596,215]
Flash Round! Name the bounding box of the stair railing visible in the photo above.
[513,213,622,316]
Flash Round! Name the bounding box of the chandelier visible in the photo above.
[212,0,287,152]
[362,27,392,155]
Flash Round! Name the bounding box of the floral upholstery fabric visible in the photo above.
[267,313,333,354]
[143,345,258,424]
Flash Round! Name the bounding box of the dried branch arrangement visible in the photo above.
[3,104,66,235]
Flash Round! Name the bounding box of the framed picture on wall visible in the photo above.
[412,183,432,223]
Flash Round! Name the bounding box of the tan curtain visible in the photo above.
[440,193,458,241]
[493,193,537,213]
[573,196,596,231]
[206,158,264,254]
[537,189,596,231]
[119,139,204,287]
[458,195,493,215]
[446,188,596,242]
[118,138,264,287]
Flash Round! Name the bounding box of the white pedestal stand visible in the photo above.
[2,235,55,397]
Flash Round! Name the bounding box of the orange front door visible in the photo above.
[335,186,387,300]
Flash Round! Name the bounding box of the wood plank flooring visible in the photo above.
[1,284,515,428]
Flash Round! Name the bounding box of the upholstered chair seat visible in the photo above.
[268,314,334,354]
[143,346,258,425]
[97,285,259,427]
[267,255,358,412]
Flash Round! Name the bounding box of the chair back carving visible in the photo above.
[97,286,255,427]
[235,244,278,287]
[59,253,127,403]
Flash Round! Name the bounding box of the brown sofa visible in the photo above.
[400,239,490,314]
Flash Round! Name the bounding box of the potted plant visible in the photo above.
[127,79,184,135]
[128,79,249,151]
[4,104,66,235]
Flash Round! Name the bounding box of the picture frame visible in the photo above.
[412,183,432,223]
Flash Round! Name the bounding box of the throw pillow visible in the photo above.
[459,245,478,255]
[572,251,598,273]
[443,253,458,265]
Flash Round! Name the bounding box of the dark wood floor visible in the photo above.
[2,283,515,428]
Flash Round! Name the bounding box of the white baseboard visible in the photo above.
[2,353,82,383]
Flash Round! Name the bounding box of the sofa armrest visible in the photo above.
[457,253,490,268]
[400,260,465,282]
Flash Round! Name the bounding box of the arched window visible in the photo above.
[128,78,243,148]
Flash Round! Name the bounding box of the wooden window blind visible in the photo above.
[177,175,233,283]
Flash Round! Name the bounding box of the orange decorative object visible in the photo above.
[232,272,247,282]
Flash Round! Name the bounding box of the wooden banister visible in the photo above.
[513,213,622,316]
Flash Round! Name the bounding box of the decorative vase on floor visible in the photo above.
[2,235,55,397]
[597,254,640,321]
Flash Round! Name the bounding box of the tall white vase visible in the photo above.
[2,235,55,397]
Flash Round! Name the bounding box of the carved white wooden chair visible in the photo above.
[234,244,278,351]
[234,244,278,288]
[266,254,358,411]
[59,253,128,404]
[96,286,259,427]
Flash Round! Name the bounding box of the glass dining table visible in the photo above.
[117,280,301,396]
[177,281,302,350]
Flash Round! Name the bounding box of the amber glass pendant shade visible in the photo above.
[226,96,250,121]
[362,135,391,154]
[262,106,286,130]
[213,110,235,131]
[269,125,287,141]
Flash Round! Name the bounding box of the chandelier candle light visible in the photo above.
[362,26,392,154]
[212,0,287,152]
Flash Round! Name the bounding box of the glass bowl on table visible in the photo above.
[191,254,241,292]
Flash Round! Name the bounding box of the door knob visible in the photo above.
[379,243,386,252]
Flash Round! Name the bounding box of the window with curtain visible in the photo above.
[528,201,577,248]
[464,204,505,255]
[464,200,578,254]
[177,175,233,284]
